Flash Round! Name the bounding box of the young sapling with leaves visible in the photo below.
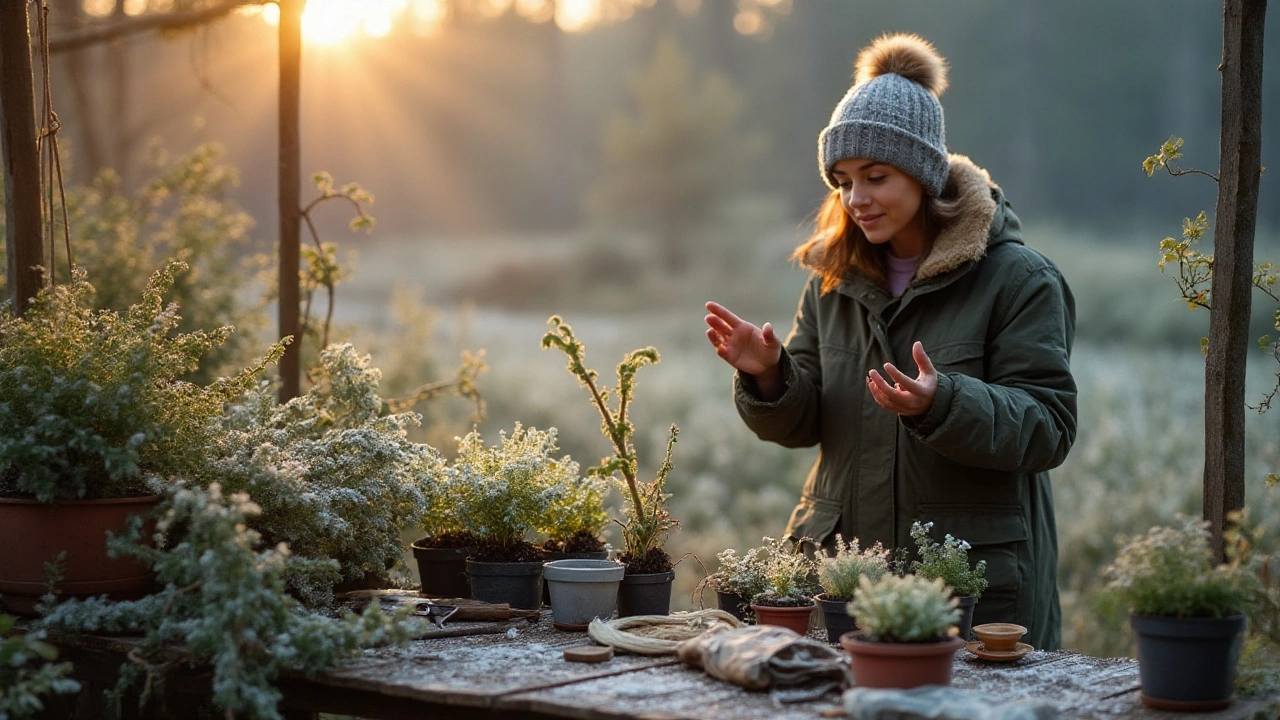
[541,316,679,574]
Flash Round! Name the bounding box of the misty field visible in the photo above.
[336,226,1280,660]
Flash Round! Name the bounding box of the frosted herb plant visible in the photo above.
[542,316,679,574]
[40,482,411,720]
[849,574,961,643]
[818,535,889,601]
[1103,515,1256,618]
[1,614,80,720]
[704,545,770,600]
[910,521,988,598]
[0,262,280,502]
[210,344,441,606]
[752,536,820,606]
[536,470,610,554]
[449,423,572,561]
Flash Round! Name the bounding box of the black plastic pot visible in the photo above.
[466,559,543,610]
[540,549,609,607]
[815,593,857,645]
[411,538,473,598]
[1130,613,1246,711]
[616,570,674,617]
[715,590,752,622]
[955,595,977,641]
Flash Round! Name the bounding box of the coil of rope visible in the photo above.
[587,609,742,656]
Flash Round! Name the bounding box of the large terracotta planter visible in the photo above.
[1131,613,1246,711]
[751,601,815,636]
[839,631,965,689]
[0,495,160,615]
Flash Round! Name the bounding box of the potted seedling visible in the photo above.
[909,521,987,641]
[542,317,680,616]
[449,424,571,610]
[411,449,476,599]
[841,574,964,689]
[816,535,889,645]
[747,536,820,635]
[1102,517,1256,711]
[0,264,278,615]
[698,546,770,622]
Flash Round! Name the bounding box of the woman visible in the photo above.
[704,34,1077,649]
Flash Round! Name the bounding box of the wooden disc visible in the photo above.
[563,645,614,663]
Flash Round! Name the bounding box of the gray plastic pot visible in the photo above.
[543,559,626,630]
[540,549,608,607]
[466,559,543,610]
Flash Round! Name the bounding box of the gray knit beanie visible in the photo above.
[818,34,949,197]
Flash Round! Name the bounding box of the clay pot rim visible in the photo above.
[971,622,1027,651]
[839,630,965,656]
[0,494,162,506]
[750,599,816,610]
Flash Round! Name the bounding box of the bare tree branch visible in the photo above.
[50,0,269,54]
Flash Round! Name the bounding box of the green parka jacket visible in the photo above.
[735,155,1077,650]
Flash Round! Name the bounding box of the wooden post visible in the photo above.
[278,0,303,401]
[1,0,45,317]
[1204,0,1266,559]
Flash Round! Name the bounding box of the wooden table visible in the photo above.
[49,612,1279,720]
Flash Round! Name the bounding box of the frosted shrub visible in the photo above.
[706,536,817,606]
[0,614,79,719]
[910,521,988,598]
[1102,516,1256,618]
[849,574,960,643]
[0,263,278,502]
[705,546,770,600]
[449,423,571,560]
[536,470,610,553]
[210,344,440,605]
[818,535,889,601]
[40,482,411,720]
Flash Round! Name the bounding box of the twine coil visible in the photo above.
[587,609,742,655]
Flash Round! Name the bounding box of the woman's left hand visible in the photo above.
[867,341,938,417]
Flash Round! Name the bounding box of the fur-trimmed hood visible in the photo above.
[914,154,1001,283]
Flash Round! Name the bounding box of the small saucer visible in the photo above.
[965,640,1033,662]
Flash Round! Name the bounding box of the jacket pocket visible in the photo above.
[784,495,840,550]
[915,504,1027,621]
[928,340,986,379]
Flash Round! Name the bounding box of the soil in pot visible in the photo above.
[412,532,478,599]
[814,593,857,645]
[1131,613,1246,711]
[0,496,160,616]
[751,599,815,636]
[839,632,965,689]
[543,559,625,630]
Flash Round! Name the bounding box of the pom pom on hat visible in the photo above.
[854,33,948,96]
[818,33,951,196]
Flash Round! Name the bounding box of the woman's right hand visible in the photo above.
[705,301,783,385]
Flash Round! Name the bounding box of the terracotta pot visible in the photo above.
[411,539,474,598]
[0,495,161,616]
[1131,613,1246,711]
[839,631,965,689]
[814,593,857,645]
[751,601,815,636]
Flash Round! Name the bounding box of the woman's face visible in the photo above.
[831,158,927,257]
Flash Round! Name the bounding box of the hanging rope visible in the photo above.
[587,609,742,656]
[33,0,73,283]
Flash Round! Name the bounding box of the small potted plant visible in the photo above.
[746,536,820,635]
[816,535,889,645]
[542,317,680,616]
[840,574,964,689]
[699,546,770,622]
[909,521,987,640]
[0,264,277,615]
[536,471,610,608]
[450,424,570,610]
[1102,517,1256,711]
[411,454,477,599]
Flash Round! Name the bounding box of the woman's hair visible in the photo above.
[792,191,964,294]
